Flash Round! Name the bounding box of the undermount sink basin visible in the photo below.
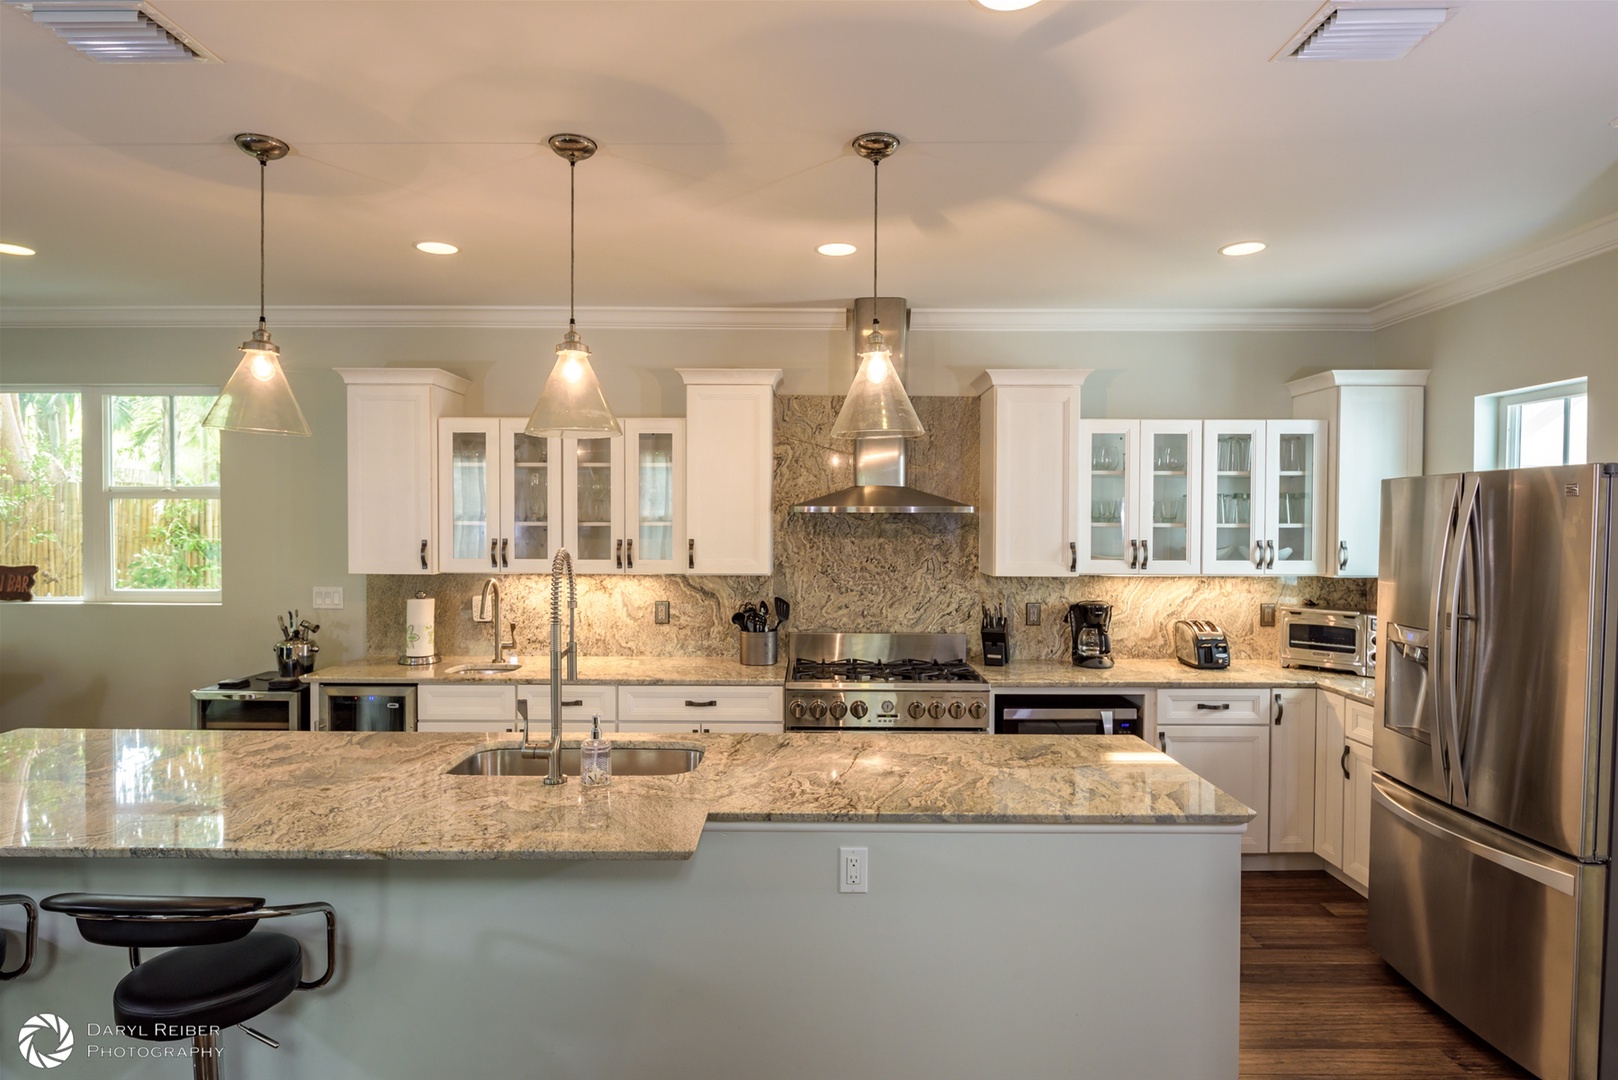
[443,661,522,675]
[447,746,704,777]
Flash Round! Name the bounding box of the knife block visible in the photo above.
[981,630,1009,667]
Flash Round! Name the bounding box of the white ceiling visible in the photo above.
[2,0,1616,314]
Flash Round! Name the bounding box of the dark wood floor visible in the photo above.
[1240,871,1533,1079]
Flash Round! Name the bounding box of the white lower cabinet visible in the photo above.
[417,684,517,723]
[1268,689,1317,853]
[516,684,617,735]
[617,685,783,733]
[1156,688,1273,855]
[416,719,521,734]
[1313,689,1373,889]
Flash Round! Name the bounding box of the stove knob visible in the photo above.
[850,700,869,719]
[830,700,848,720]
[927,700,946,720]
[881,700,895,715]
[907,701,927,719]
[809,700,828,720]
[789,699,808,720]
[948,700,966,720]
[968,700,988,720]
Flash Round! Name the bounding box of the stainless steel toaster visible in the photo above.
[1173,620,1231,669]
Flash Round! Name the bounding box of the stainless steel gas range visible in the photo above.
[785,632,990,731]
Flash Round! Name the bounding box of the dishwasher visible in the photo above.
[993,692,1147,737]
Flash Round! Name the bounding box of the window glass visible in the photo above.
[1568,395,1588,466]
[112,497,221,591]
[1513,399,1567,468]
[0,392,83,598]
[106,394,222,594]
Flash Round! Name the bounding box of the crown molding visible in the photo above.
[1366,212,1618,330]
[0,305,849,330]
[911,308,1374,332]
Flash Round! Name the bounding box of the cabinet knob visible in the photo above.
[1069,541,1077,573]
[1140,539,1149,571]
[500,538,509,569]
[420,539,429,571]
[1266,540,1276,569]
[625,538,634,570]
[1341,744,1352,780]
[1129,539,1139,570]
[1339,540,1349,570]
[489,539,499,569]
[688,538,695,570]
[1159,732,1168,752]
[615,538,623,570]
[1274,693,1284,725]
[1195,702,1231,711]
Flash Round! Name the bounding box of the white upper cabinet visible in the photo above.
[1076,419,1202,575]
[340,368,468,575]
[439,418,563,574]
[502,423,562,573]
[1288,370,1427,578]
[562,433,626,573]
[680,369,781,576]
[622,419,686,575]
[1200,420,1326,575]
[975,369,1090,577]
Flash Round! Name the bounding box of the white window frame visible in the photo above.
[2,384,222,604]
[1494,379,1588,470]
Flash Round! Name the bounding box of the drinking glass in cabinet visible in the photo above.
[1217,436,1251,473]
[1155,498,1183,524]
[1092,499,1121,524]
[1217,492,1250,526]
[1153,443,1185,472]
[1091,434,1125,473]
[1279,436,1304,472]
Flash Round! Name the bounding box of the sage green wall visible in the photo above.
[1373,250,1618,473]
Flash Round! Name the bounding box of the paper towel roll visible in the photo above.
[405,598,436,657]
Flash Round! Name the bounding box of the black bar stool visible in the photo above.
[0,894,39,980]
[40,893,335,1080]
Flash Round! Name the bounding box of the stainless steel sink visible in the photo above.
[443,662,523,675]
[447,746,703,777]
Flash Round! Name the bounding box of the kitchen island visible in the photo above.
[0,728,1251,1079]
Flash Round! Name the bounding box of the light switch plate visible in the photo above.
[312,587,344,610]
[654,601,671,625]
[1259,603,1276,627]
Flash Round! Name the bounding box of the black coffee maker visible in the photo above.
[1065,602,1115,669]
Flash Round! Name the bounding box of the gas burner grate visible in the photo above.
[790,657,985,684]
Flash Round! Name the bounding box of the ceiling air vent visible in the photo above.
[1277,5,1450,62]
[5,1,218,62]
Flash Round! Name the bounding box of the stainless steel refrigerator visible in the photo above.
[1369,463,1617,1080]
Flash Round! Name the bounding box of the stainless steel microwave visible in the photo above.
[1279,606,1376,677]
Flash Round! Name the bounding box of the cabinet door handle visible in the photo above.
[1266,540,1276,569]
[561,699,583,708]
[1341,744,1352,780]
[1274,693,1284,725]
[489,540,499,569]
[1129,539,1139,570]
[685,699,718,708]
[688,539,695,570]
[1254,542,1264,569]
[500,538,509,569]
[1140,539,1149,570]
[1159,732,1168,752]
[626,538,634,570]
[420,539,429,571]
[615,538,624,570]
[1195,702,1231,711]
[1339,540,1349,570]
[1069,541,1077,573]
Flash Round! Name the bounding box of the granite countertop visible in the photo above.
[978,658,1377,705]
[308,655,785,686]
[0,728,1253,861]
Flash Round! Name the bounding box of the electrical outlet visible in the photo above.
[1025,602,1041,626]
[472,597,492,623]
[312,587,344,610]
[839,846,868,893]
[654,600,670,625]
[1259,603,1276,627]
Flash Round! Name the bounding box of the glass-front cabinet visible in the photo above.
[563,435,623,573]
[1076,420,1201,575]
[440,418,562,573]
[1200,420,1325,575]
[623,419,685,574]
[499,423,560,572]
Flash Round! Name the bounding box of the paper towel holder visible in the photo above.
[399,590,442,666]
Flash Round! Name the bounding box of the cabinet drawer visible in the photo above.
[516,685,617,726]
[417,719,520,734]
[617,685,783,726]
[627,717,783,735]
[417,683,517,721]
[1154,688,1269,724]
[1344,698,1375,746]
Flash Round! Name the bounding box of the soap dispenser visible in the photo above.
[580,714,611,788]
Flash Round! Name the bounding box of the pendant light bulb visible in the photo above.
[203,134,310,437]
[861,325,892,384]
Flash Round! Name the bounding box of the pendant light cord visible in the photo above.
[258,155,267,328]
[871,158,880,306]
[569,159,577,327]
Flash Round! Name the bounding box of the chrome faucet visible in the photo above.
[479,578,516,664]
[518,550,577,786]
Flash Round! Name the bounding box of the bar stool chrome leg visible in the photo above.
[192,1031,221,1080]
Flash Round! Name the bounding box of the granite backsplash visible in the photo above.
[369,396,1375,662]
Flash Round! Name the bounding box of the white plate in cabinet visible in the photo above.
[1155,688,1269,725]
[1344,698,1375,745]
[1077,419,1202,575]
[1158,722,1271,854]
[515,685,617,728]
[417,683,517,722]
[617,685,783,730]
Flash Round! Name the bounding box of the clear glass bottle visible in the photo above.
[580,714,611,788]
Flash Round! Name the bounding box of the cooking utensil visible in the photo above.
[278,614,289,639]
[773,597,789,630]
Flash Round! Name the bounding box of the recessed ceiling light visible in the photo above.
[817,242,857,257]
[415,241,459,255]
[974,0,1042,10]
[0,242,36,256]
[1220,241,1267,257]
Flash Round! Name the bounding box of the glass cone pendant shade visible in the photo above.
[202,322,310,436]
[526,324,622,437]
[830,323,925,438]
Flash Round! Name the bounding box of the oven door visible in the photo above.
[994,694,1142,736]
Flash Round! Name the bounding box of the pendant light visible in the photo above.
[203,134,310,437]
[526,134,622,437]
[830,132,924,439]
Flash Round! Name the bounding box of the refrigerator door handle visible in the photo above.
[1373,779,1576,896]
[1441,475,1481,805]
[1428,478,1462,791]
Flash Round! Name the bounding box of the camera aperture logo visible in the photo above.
[18,1014,74,1069]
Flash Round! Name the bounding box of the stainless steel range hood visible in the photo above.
[792,298,974,515]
